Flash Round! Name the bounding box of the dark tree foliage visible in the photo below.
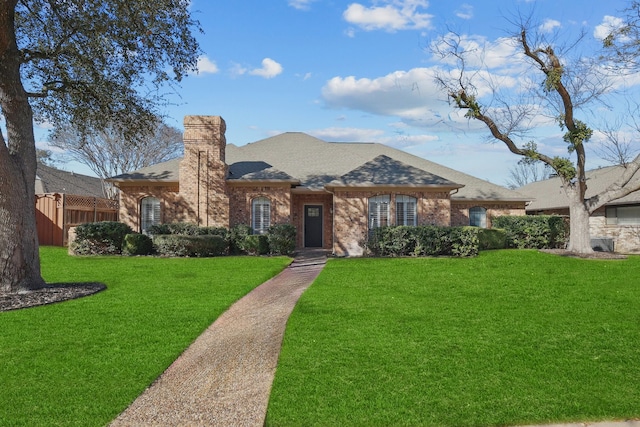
[0,0,201,292]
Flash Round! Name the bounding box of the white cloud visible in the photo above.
[249,58,283,79]
[343,0,433,32]
[539,19,561,33]
[455,4,473,20]
[594,15,626,41]
[288,0,316,10]
[321,68,466,129]
[230,62,247,78]
[196,56,219,75]
[431,33,522,70]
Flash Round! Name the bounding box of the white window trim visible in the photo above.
[252,197,271,235]
[469,206,487,228]
[369,195,390,231]
[141,197,161,233]
[396,195,417,226]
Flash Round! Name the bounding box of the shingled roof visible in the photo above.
[521,165,640,211]
[327,155,463,189]
[35,163,105,198]
[110,132,530,202]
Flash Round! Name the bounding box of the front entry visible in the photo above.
[304,205,323,248]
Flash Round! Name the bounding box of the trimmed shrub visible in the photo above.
[229,224,253,255]
[366,225,479,258]
[244,234,270,255]
[147,222,200,236]
[478,228,507,250]
[122,233,154,256]
[71,221,133,255]
[492,215,568,249]
[413,226,451,257]
[267,224,296,256]
[153,235,227,257]
[450,227,479,257]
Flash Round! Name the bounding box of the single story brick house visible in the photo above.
[108,116,530,256]
[521,166,640,253]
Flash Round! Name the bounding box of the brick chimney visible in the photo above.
[179,115,230,227]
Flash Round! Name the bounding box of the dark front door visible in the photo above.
[304,205,323,248]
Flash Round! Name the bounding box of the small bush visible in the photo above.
[492,215,568,249]
[244,234,270,255]
[229,224,253,255]
[153,235,226,257]
[478,228,507,250]
[450,227,479,257]
[71,221,133,255]
[122,233,154,256]
[268,224,296,256]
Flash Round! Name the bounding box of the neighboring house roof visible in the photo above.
[520,165,640,212]
[110,132,530,202]
[35,163,105,198]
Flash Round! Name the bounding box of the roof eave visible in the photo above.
[325,183,464,191]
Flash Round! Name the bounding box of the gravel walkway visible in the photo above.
[110,250,327,427]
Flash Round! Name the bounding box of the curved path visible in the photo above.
[110,250,327,427]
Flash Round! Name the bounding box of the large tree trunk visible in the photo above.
[0,0,46,293]
[565,187,594,254]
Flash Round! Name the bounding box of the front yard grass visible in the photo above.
[0,246,290,427]
[267,250,640,426]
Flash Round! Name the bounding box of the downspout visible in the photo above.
[325,187,336,256]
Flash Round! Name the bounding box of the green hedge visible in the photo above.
[244,234,270,255]
[267,224,296,256]
[71,221,133,255]
[492,215,568,249]
[477,228,507,250]
[366,225,479,258]
[152,235,227,257]
[122,233,154,256]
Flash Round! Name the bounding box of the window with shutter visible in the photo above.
[141,197,161,233]
[252,197,271,234]
[369,195,390,231]
[396,195,417,226]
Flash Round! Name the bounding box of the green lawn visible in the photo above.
[267,250,640,426]
[0,246,291,427]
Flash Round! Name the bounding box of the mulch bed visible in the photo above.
[0,283,106,312]
[539,249,628,260]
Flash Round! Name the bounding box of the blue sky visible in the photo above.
[39,0,639,186]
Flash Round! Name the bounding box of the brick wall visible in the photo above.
[179,116,230,227]
[117,184,190,232]
[332,189,453,256]
[228,184,292,229]
[588,207,640,253]
[451,201,526,227]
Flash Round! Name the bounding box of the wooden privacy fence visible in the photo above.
[35,193,119,246]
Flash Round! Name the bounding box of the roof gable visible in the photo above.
[329,155,462,188]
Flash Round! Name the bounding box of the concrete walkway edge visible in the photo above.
[110,250,327,426]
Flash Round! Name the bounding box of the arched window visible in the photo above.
[252,197,271,235]
[141,197,161,233]
[369,195,390,231]
[469,206,487,228]
[396,195,417,226]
